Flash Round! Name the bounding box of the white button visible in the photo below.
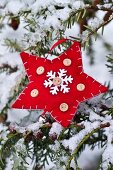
[53,77,62,86]
[77,83,85,91]
[36,66,45,75]
[63,58,72,66]
[31,89,39,97]
[60,103,69,112]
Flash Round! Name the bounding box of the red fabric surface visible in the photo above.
[12,39,108,127]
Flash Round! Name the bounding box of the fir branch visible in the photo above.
[0,133,22,169]
[58,124,85,140]
[82,14,113,46]
[4,39,23,52]
[0,64,18,74]
[106,54,113,74]
[0,77,28,115]
[66,122,110,170]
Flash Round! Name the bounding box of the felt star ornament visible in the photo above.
[12,39,108,127]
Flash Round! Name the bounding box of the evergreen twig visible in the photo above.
[66,123,110,170]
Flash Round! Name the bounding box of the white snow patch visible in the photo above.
[6,1,25,14]
[49,122,63,136]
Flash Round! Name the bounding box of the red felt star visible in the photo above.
[12,39,108,127]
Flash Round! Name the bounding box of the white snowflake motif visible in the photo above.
[44,69,73,95]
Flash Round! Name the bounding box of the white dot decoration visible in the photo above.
[30,89,39,97]
[60,103,69,112]
[63,58,72,66]
[36,66,45,75]
[77,83,85,91]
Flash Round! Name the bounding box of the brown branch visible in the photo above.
[92,0,101,6]
[104,11,113,21]
[86,5,113,12]
[100,122,110,128]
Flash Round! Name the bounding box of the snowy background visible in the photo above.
[0,0,113,170]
